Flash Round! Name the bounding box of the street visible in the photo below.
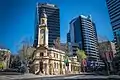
[0,73,120,80]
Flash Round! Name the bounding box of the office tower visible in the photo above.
[34,3,60,47]
[67,15,99,62]
[106,0,120,54]
[67,32,71,42]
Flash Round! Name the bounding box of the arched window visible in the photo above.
[54,62,56,68]
[42,19,45,24]
[47,53,49,56]
[40,29,45,34]
[40,52,44,57]
[57,63,59,69]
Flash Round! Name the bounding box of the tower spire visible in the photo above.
[37,9,48,48]
[40,9,47,26]
[41,9,47,18]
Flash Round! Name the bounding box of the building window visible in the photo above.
[54,53,56,58]
[40,52,44,57]
[63,64,65,69]
[54,62,56,68]
[63,56,65,59]
[56,54,58,58]
[71,65,73,71]
[57,63,59,69]
[60,55,62,59]
[47,53,49,56]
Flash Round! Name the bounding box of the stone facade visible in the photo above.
[32,47,80,75]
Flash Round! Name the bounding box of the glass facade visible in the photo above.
[34,3,60,47]
[115,30,120,53]
[81,16,99,61]
[74,17,83,44]
[68,15,99,61]
[67,32,71,42]
[106,0,120,54]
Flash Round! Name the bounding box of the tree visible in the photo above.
[17,37,35,73]
[53,37,60,49]
[76,48,87,61]
[18,37,35,60]
[64,42,70,74]
[10,55,21,69]
[76,48,87,72]
[0,61,5,69]
[98,40,113,75]
[64,53,69,74]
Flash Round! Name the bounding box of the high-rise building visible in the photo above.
[67,32,71,42]
[67,15,99,62]
[34,3,60,47]
[106,0,120,54]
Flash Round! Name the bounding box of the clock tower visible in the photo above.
[37,9,48,48]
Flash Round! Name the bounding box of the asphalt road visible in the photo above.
[25,75,120,80]
[0,73,120,80]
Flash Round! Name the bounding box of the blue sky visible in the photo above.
[0,0,113,54]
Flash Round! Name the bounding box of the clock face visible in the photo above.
[40,29,45,34]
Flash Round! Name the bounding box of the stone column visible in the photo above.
[69,63,71,73]
[44,63,47,75]
[46,63,49,75]
[46,59,49,75]
[49,60,54,75]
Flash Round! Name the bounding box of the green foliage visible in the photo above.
[76,48,87,62]
[0,50,9,61]
[64,53,69,64]
[0,61,5,69]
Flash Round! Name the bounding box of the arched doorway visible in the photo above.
[49,63,52,75]
[40,61,43,73]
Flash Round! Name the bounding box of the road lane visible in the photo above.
[0,73,120,80]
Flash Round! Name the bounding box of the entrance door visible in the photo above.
[49,64,52,75]
[40,61,43,73]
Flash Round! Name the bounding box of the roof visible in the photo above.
[80,15,92,21]
[37,3,58,9]
[48,47,65,54]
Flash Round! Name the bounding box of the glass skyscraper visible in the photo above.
[106,0,120,54]
[34,3,60,47]
[67,15,99,62]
